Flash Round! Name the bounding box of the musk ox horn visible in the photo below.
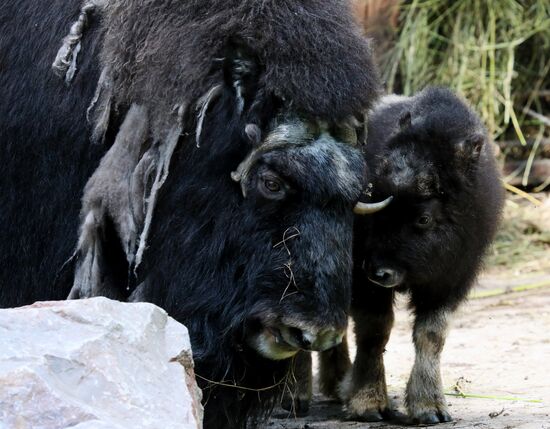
[353,196,393,215]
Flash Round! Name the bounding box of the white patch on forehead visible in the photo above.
[271,124,296,140]
[330,142,358,189]
[301,133,362,198]
[265,121,311,145]
[299,137,330,165]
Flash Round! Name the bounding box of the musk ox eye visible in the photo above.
[416,214,432,227]
[264,179,281,193]
[255,168,288,200]
[256,173,288,200]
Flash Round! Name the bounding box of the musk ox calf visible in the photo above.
[318,87,505,424]
[0,0,388,427]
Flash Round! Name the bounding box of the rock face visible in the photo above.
[0,297,203,429]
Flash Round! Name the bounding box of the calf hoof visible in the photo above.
[410,408,452,425]
[281,395,311,417]
[346,404,403,422]
[344,389,392,422]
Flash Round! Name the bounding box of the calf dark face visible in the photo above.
[358,106,487,292]
[344,88,504,424]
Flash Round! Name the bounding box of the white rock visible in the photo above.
[0,297,203,429]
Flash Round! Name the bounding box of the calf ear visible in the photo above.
[399,111,412,130]
[455,133,485,164]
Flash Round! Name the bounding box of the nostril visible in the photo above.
[301,331,315,349]
[370,266,404,288]
[287,327,312,350]
[375,268,393,281]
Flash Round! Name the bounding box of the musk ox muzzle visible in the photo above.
[225,118,366,361]
[248,321,346,360]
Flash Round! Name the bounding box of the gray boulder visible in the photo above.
[0,297,202,429]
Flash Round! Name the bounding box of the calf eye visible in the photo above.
[264,179,281,193]
[416,214,432,228]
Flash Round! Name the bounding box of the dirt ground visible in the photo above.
[269,272,550,429]
[269,195,550,429]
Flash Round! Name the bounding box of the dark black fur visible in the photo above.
[0,1,108,306]
[342,87,505,423]
[1,1,379,427]
[359,87,504,311]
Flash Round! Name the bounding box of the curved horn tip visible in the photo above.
[353,196,393,215]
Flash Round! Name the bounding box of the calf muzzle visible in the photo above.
[368,267,405,288]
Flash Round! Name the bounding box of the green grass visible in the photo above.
[381,0,550,145]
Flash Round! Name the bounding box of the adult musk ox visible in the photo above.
[0,1,388,427]
[319,87,505,424]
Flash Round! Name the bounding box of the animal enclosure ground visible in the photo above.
[269,274,550,429]
[269,195,550,429]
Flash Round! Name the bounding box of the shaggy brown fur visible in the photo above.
[91,0,379,135]
[52,0,107,84]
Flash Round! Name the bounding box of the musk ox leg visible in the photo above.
[318,334,351,399]
[281,351,312,416]
[406,309,452,424]
[341,288,394,422]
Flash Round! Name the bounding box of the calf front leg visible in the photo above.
[406,309,452,424]
[318,335,351,399]
[342,287,394,421]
